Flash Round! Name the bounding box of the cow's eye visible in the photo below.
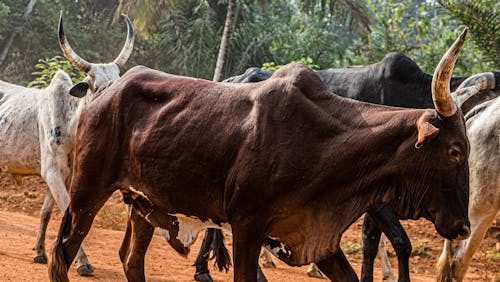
[448,146,463,163]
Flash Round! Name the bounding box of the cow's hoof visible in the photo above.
[307,268,326,279]
[262,261,276,269]
[33,254,48,264]
[77,264,94,276]
[194,272,213,282]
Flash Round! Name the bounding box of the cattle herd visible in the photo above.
[0,12,498,282]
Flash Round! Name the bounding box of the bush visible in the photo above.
[262,57,320,71]
[27,56,86,89]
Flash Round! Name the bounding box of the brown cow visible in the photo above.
[49,30,472,282]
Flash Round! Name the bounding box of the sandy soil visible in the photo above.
[0,175,498,281]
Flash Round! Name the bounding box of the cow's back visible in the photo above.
[0,83,43,174]
[466,97,500,209]
[76,65,340,221]
[0,71,74,175]
[76,66,265,219]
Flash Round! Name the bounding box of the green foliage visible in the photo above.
[27,56,85,89]
[0,0,125,84]
[438,0,500,67]
[0,0,497,85]
[262,57,320,71]
[297,0,371,31]
[0,3,10,30]
[411,241,431,257]
[341,241,362,255]
[486,248,500,263]
[353,0,496,75]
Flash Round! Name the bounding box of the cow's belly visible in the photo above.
[0,95,41,175]
[124,189,229,252]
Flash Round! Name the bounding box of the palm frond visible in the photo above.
[297,0,371,31]
[438,0,500,67]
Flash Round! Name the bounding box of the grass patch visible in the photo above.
[411,242,431,257]
[486,249,500,262]
[341,241,362,255]
[95,206,128,231]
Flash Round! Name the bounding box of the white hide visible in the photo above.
[129,186,149,201]
[169,214,225,248]
[158,228,170,241]
[436,97,499,281]
[0,71,76,178]
[263,237,292,259]
[88,63,120,89]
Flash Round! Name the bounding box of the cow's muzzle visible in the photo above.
[455,223,471,240]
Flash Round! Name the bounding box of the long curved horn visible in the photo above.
[432,28,468,117]
[453,72,496,106]
[113,14,135,68]
[58,11,91,73]
[457,72,495,91]
[453,86,480,107]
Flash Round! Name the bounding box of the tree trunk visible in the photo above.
[212,0,236,82]
[0,0,37,66]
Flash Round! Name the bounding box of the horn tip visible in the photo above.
[58,11,64,39]
[459,28,468,41]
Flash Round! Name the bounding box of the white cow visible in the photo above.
[0,13,134,276]
[435,95,500,282]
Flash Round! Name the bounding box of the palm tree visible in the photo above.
[116,0,371,79]
[438,0,500,67]
[212,0,236,81]
[298,0,370,31]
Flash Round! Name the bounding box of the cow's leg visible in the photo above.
[437,207,498,282]
[436,239,455,282]
[365,205,411,282]
[41,164,94,276]
[48,184,113,282]
[119,206,154,282]
[256,264,268,282]
[33,192,54,264]
[231,223,262,282]
[194,229,216,282]
[260,248,276,268]
[452,208,498,281]
[316,250,359,282]
[360,213,382,282]
[119,209,133,264]
[377,235,396,282]
[193,228,231,282]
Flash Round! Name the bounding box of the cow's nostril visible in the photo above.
[457,224,471,240]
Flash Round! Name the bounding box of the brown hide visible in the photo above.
[70,63,469,266]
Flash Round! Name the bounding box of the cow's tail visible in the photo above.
[48,209,72,282]
[435,239,453,282]
[211,229,232,272]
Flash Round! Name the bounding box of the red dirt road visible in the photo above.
[0,176,497,281]
[0,210,437,282]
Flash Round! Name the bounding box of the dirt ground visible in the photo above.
[0,175,498,281]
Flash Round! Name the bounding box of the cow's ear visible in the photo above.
[415,112,440,149]
[69,82,89,98]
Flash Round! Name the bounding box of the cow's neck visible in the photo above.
[267,96,430,265]
[320,97,427,221]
